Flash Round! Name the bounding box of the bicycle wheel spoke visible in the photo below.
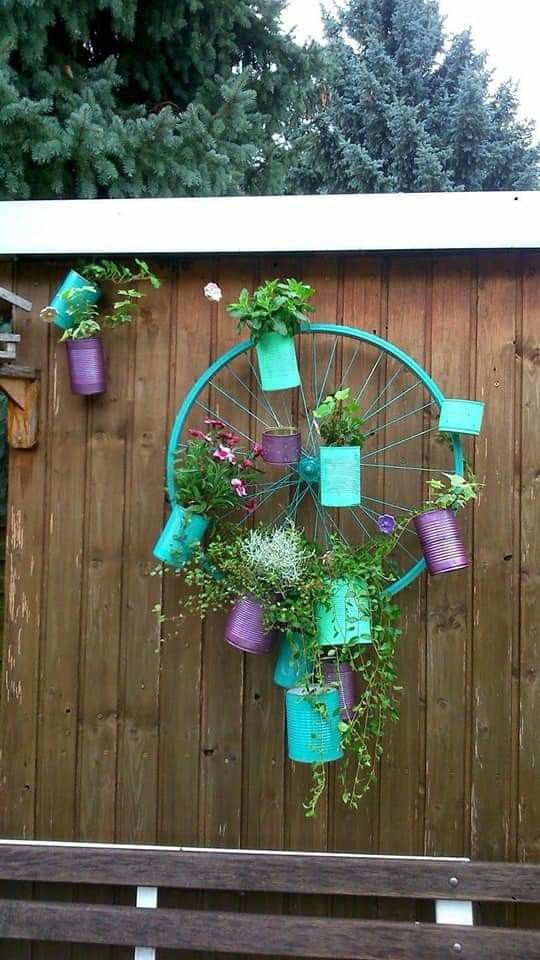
[362,494,413,515]
[362,462,451,473]
[339,344,360,390]
[230,362,280,428]
[208,378,274,431]
[363,425,436,460]
[344,506,371,539]
[307,486,333,545]
[366,401,435,438]
[194,399,257,448]
[362,363,404,418]
[316,335,339,406]
[355,352,384,404]
[364,379,421,423]
[299,377,317,454]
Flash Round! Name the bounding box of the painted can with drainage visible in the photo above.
[262,427,301,465]
[66,337,106,395]
[225,596,275,655]
[414,508,469,575]
[286,686,343,763]
[255,333,301,392]
[319,446,361,507]
[153,505,209,568]
[50,270,101,331]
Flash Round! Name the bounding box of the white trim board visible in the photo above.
[1,192,539,256]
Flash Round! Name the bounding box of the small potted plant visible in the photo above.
[153,421,262,569]
[313,387,365,507]
[41,259,160,396]
[227,278,314,392]
[414,471,480,575]
[285,685,343,764]
[261,426,301,465]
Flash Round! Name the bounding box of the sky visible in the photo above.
[282,0,540,133]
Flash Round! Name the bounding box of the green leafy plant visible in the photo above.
[174,421,262,519]
[313,387,365,446]
[301,535,404,816]
[48,259,161,341]
[424,471,481,512]
[226,278,315,343]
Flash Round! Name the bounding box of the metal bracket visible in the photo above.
[134,885,158,960]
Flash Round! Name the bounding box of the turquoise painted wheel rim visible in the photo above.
[165,323,464,597]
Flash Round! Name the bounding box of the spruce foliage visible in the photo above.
[0,0,315,198]
[288,0,539,193]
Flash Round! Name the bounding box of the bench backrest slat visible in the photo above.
[2,901,540,959]
[0,844,539,903]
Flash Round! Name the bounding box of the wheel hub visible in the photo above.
[298,454,320,484]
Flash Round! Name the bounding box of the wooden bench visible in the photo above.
[0,840,539,958]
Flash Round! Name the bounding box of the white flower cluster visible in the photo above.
[241,521,311,592]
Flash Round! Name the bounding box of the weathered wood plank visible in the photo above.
[1,843,540,900]
[471,257,518,864]
[115,264,174,845]
[425,256,474,857]
[2,900,540,959]
[517,254,540,930]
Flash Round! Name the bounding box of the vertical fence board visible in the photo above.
[425,257,474,857]
[517,255,540,928]
[116,264,174,844]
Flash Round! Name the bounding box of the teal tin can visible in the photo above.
[153,505,209,567]
[255,333,301,392]
[438,398,485,436]
[273,633,313,688]
[316,578,372,647]
[286,686,343,764]
[319,446,361,507]
[49,270,101,331]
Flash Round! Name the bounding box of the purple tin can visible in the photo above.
[322,660,356,720]
[224,596,275,655]
[66,337,106,396]
[414,508,469,576]
[262,428,301,465]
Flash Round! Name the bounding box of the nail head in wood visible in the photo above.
[449,877,459,887]
[452,944,463,953]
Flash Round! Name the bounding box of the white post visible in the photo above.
[134,885,158,960]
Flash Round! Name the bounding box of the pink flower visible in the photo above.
[188,428,211,441]
[219,430,241,446]
[204,417,225,429]
[241,458,254,469]
[252,443,263,458]
[213,444,236,464]
[204,282,222,303]
[231,478,247,497]
[243,499,258,514]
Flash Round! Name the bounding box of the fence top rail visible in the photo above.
[0,841,538,903]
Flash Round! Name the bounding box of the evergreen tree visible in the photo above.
[288,0,539,193]
[0,0,315,199]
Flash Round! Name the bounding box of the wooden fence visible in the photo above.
[0,252,538,952]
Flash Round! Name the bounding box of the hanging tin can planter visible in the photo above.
[255,332,301,392]
[316,578,372,647]
[319,446,361,507]
[273,633,313,689]
[153,505,209,568]
[65,337,106,396]
[262,427,301,465]
[286,686,343,764]
[322,660,356,720]
[414,508,469,576]
[438,398,485,436]
[224,596,275,655]
[50,270,101,331]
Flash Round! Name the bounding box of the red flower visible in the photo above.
[231,478,247,497]
[219,430,241,446]
[252,443,263,457]
[188,428,211,440]
[243,498,258,514]
[241,458,254,469]
[213,444,236,464]
[204,417,225,429]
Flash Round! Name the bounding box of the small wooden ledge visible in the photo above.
[0,364,40,449]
